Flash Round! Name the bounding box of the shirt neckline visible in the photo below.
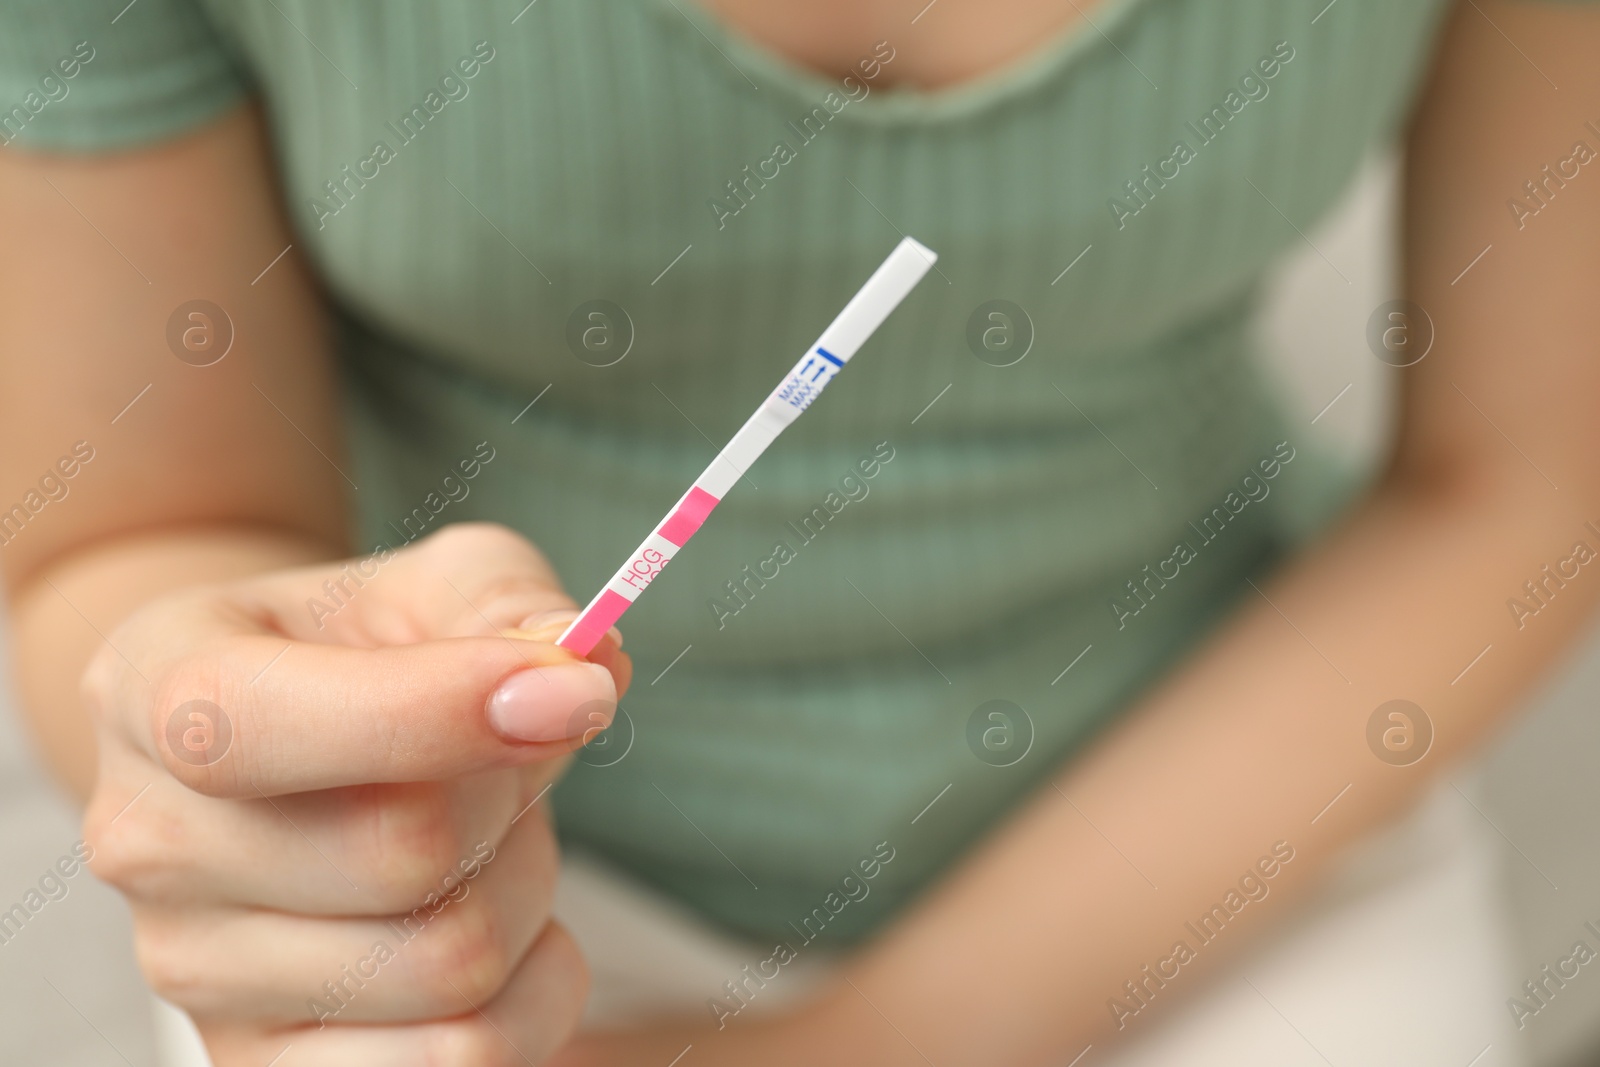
[647,0,1157,124]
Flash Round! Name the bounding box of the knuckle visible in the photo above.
[418,896,512,1007]
[79,796,123,883]
[360,788,465,907]
[78,645,121,722]
[422,1024,521,1067]
[80,603,166,723]
[148,665,201,743]
[148,653,218,732]
[82,822,142,891]
[130,914,204,1005]
[81,789,161,893]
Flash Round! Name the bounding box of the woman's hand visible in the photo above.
[80,522,629,1065]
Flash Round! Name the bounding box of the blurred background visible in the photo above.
[3,151,1599,1066]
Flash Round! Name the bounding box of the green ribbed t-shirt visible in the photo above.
[3,0,1473,942]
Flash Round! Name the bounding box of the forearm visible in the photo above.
[0,105,351,801]
[552,495,1600,1067]
[625,6,1600,1060]
[562,468,1600,1067]
[8,525,342,800]
[808,469,1598,1065]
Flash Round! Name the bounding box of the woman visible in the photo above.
[1,0,1597,1063]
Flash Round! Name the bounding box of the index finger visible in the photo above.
[131,630,617,797]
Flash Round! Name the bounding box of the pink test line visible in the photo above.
[658,486,719,547]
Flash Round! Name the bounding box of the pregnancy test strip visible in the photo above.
[556,236,938,656]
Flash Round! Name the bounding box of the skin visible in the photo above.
[698,0,1098,87]
[2,0,1597,1064]
[0,94,629,1062]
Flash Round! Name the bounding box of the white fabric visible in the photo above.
[153,776,1525,1066]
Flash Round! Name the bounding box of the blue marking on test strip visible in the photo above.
[816,347,844,368]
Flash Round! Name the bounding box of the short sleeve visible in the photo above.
[0,0,248,153]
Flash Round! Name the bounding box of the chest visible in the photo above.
[695,0,1101,88]
[209,0,1449,406]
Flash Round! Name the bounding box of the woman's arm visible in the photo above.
[564,1,1600,1062]
[0,104,348,799]
[3,105,625,1063]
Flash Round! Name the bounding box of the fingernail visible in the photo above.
[487,663,616,743]
[508,609,623,650]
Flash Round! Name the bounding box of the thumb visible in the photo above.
[311,522,575,637]
[506,610,631,698]
[261,522,627,681]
